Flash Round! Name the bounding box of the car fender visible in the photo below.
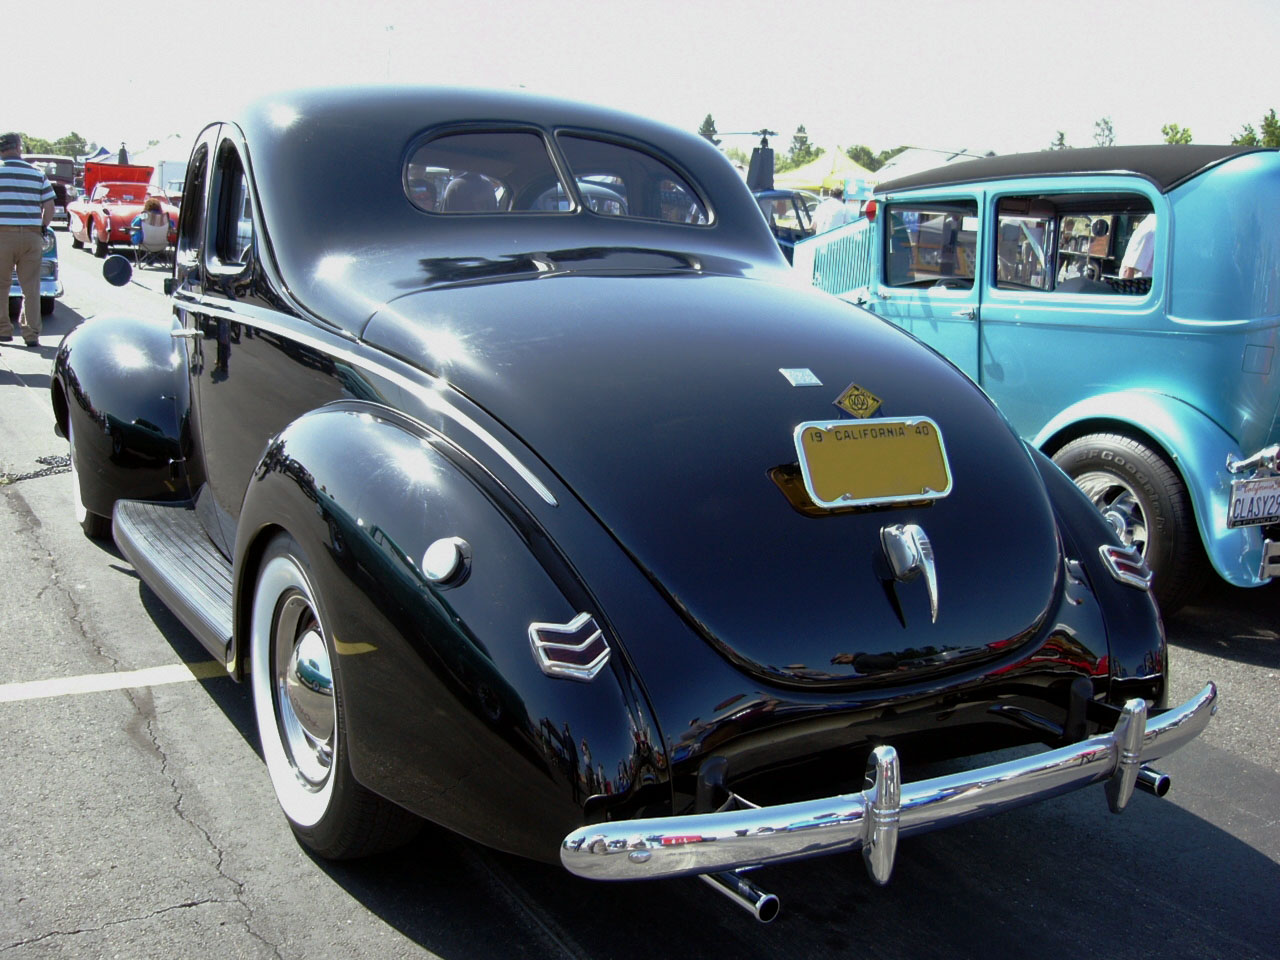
[1033,390,1268,587]
[231,401,668,862]
[1025,444,1166,706]
[51,314,195,518]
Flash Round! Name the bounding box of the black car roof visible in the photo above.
[226,86,783,333]
[876,145,1275,195]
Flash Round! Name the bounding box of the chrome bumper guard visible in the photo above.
[1262,539,1280,579]
[561,683,1217,887]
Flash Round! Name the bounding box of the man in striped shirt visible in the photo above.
[0,131,55,346]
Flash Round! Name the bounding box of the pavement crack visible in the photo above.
[125,686,282,957]
[2,486,284,958]
[2,897,232,950]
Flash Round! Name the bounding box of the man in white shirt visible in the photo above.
[1120,214,1156,279]
[812,186,858,235]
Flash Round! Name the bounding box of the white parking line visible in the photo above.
[0,661,228,703]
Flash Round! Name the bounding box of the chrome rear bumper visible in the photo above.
[561,683,1217,885]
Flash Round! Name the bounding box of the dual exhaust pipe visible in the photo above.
[699,764,1171,923]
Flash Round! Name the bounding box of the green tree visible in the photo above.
[777,124,821,171]
[1230,109,1279,147]
[1232,123,1260,146]
[725,146,750,167]
[1161,123,1193,144]
[698,114,720,146]
[1049,131,1070,150]
[845,144,907,173]
[20,134,53,153]
[55,132,92,157]
[1093,116,1115,147]
[17,131,93,157]
[1260,108,1280,147]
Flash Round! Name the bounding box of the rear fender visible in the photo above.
[1027,444,1166,707]
[51,314,195,517]
[231,401,667,862]
[1034,390,1269,587]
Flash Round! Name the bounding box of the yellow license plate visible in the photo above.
[793,417,952,509]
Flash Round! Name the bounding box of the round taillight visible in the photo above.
[864,199,878,222]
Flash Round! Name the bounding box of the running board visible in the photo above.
[113,499,233,666]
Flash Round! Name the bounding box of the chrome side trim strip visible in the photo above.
[560,682,1217,883]
[171,295,558,506]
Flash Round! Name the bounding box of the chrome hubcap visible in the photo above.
[274,594,335,787]
[1074,470,1149,556]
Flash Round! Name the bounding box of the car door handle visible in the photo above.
[170,328,202,338]
[952,308,977,320]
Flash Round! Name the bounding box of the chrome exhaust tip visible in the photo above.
[699,870,780,923]
[1136,766,1171,797]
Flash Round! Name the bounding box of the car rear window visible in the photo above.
[407,131,561,214]
[404,129,709,225]
[556,135,708,224]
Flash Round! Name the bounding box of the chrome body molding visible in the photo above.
[171,293,559,507]
[561,682,1217,883]
[880,523,939,622]
[1098,542,1155,590]
[529,612,611,681]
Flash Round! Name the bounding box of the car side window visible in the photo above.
[995,194,1154,295]
[209,143,253,267]
[556,135,709,224]
[176,144,209,274]
[884,201,978,288]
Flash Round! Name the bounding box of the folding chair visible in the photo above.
[134,219,170,269]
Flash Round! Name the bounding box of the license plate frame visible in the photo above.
[1227,475,1280,528]
[793,417,952,510]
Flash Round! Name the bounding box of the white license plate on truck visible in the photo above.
[1227,476,1280,528]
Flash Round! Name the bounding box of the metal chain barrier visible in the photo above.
[0,454,71,486]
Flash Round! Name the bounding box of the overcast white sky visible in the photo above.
[8,0,1279,159]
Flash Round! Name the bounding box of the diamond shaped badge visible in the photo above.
[835,382,882,419]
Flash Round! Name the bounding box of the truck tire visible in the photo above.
[1053,432,1208,614]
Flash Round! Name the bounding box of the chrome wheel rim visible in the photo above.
[251,554,337,827]
[1074,470,1149,556]
[275,597,335,786]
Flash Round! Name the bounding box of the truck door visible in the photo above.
[870,196,983,381]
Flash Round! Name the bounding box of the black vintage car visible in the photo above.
[54,86,1216,923]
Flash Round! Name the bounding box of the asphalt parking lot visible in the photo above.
[1,241,1277,959]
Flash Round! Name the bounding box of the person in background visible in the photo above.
[0,132,54,347]
[1120,214,1156,279]
[130,196,174,244]
[812,185,858,235]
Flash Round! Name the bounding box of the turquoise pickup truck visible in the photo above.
[794,145,1279,612]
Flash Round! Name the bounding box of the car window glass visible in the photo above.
[556,135,709,224]
[884,202,978,288]
[406,131,561,214]
[995,193,1154,295]
[176,144,208,272]
[210,143,253,266]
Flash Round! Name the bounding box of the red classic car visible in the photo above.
[67,161,178,257]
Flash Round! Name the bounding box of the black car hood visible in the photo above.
[364,272,1061,687]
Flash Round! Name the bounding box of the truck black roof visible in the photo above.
[877,145,1274,195]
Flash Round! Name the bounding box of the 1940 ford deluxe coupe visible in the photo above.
[52,87,1216,922]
